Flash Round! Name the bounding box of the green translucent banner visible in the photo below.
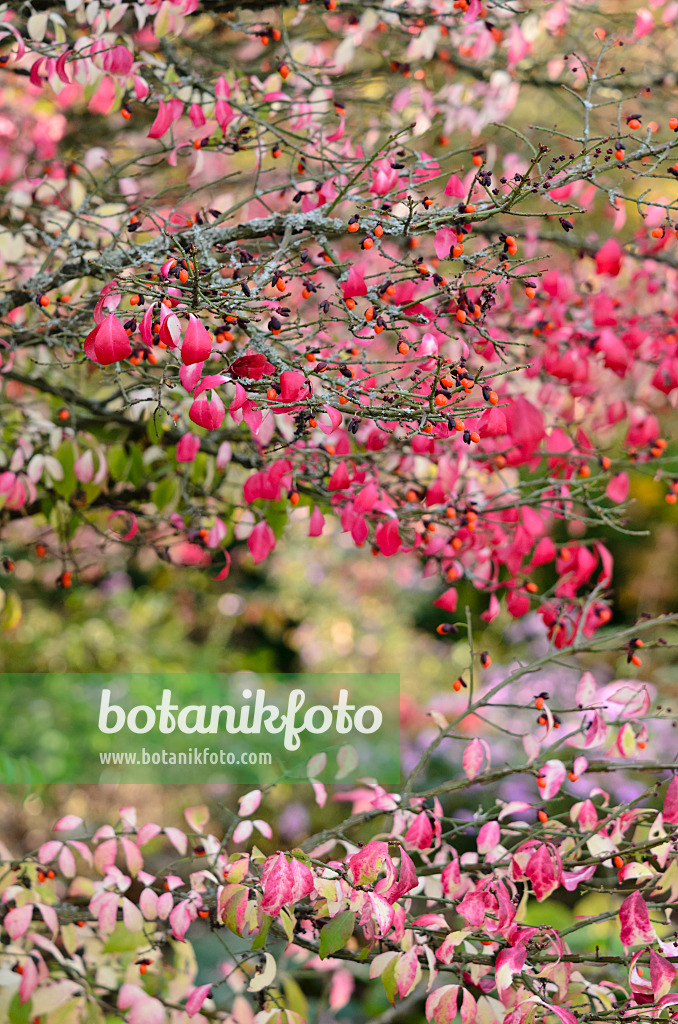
[0,673,400,784]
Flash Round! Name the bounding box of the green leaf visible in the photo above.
[151,476,179,511]
[107,445,130,481]
[52,441,76,499]
[128,445,144,487]
[9,992,31,1024]
[265,499,288,540]
[251,912,273,950]
[103,923,146,953]
[381,954,398,1006]
[318,909,355,959]
[282,974,309,1019]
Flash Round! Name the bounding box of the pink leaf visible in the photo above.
[525,844,561,901]
[248,521,276,563]
[320,404,343,433]
[182,314,213,365]
[495,945,527,998]
[5,904,33,940]
[434,227,457,259]
[176,433,201,463]
[189,392,226,430]
[165,827,188,856]
[444,174,466,197]
[180,361,204,393]
[619,892,657,946]
[122,897,144,932]
[212,552,232,580]
[148,99,173,139]
[405,812,434,851]
[186,984,213,1016]
[663,776,678,823]
[395,946,420,999]
[477,821,500,855]
[426,985,459,1024]
[539,759,567,801]
[170,898,196,942]
[650,948,677,1000]
[595,238,624,277]
[108,511,138,541]
[54,815,83,832]
[328,462,350,491]
[375,518,401,556]
[239,789,262,817]
[606,473,629,503]
[231,353,274,379]
[19,955,39,1004]
[433,588,458,613]
[92,315,131,365]
[343,265,367,298]
[309,507,325,536]
[94,891,119,934]
[261,853,294,917]
[462,738,484,780]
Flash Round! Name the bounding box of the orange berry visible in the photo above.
[346,298,355,309]
[670,117,678,131]
[39,294,50,307]
[652,228,664,238]
[179,268,189,283]
[579,464,591,478]
[276,278,286,292]
[365,306,374,321]
[398,342,409,355]
[374,223,383,237]
[266,388,277,400]
[627,117,641,130]
[665,493,677,504]
[613,856,623,869]
[289,491,300,505]
[456,309,467,324]
[35,544,46,558]
[469,431,480,443]
[452,244,464,258]
[537,776,546,789]
[538,810,548,823]
[58,408,70,421]
[568,772,579,782]
[279,63,290,79]
[525,581,538,594]
[434,394,448,407]
[362,237,373,250]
